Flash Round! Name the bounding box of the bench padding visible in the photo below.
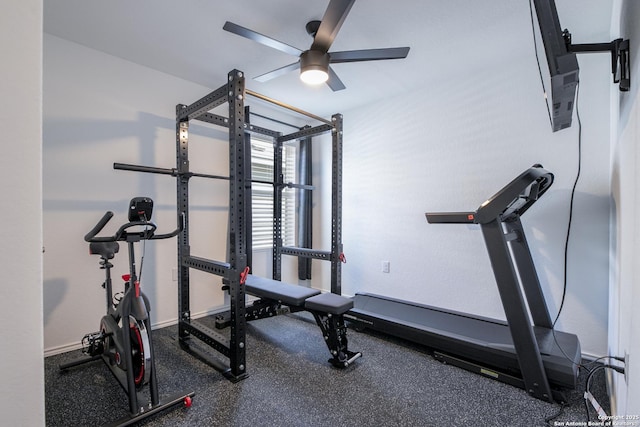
[305,293,354,315]
[245,275,320,307]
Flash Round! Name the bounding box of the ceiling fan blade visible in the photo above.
[326,66,346,91]
[330,47,410,63]
[223,21,302,57]
[254,61,301,82]
[311,0,356,52]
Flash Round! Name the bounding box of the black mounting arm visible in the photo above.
[564,30,630,91]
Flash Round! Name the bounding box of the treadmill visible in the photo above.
[347,165,580,403]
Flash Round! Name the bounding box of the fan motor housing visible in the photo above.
[300,50,330,72]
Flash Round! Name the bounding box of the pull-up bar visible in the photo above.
[113,162,314,190]
[245,89,333,126]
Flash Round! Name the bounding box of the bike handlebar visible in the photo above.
[84,211,115,242]
[152,214,184,240]
[85,212,184,243]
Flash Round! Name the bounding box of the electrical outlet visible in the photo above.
[382,261,390,273]
[172,268,178,282]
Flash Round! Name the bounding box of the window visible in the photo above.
[251,137,296,249]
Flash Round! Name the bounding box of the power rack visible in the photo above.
[115,70,353,380]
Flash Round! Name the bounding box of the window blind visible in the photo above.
[251,138,296,249]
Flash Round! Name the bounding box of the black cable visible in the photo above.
[555,82,582,327]
[544,402,567,426]
[547,82,583,371]
[583,355,624,370]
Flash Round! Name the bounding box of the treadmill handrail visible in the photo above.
[425,165,554,225]
[426,211,476,224]
[476,164,553,223]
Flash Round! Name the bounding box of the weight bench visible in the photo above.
[216,275,362,368]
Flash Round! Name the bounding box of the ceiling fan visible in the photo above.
[223,0,410,91]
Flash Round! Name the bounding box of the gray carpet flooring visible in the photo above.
[45,312,609,426]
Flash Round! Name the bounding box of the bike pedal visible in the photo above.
[81,331,106,356]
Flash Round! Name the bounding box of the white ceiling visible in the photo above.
[44,0,614,118]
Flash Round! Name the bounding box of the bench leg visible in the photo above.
[310,312,362,368]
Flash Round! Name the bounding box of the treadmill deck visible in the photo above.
[347,293,580,390]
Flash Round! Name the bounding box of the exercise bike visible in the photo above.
[60,197,194,426]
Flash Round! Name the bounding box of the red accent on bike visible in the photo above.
[468,214,475,221]
[131,323,145,386]
[122,274,131,282]
[339,253,347,263]
[184,396,193,408]
[135,281,140,298]
[239,266,250,285]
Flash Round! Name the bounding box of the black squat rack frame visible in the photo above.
[115,69,347,381]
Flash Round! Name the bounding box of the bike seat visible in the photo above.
[89,241,120,259]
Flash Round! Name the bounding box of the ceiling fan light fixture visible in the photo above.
[300,50,330,85]
[300,68,329,85]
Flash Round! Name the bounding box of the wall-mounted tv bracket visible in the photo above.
[564,30,630,91]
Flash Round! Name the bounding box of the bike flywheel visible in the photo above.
[129,316,151,389]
